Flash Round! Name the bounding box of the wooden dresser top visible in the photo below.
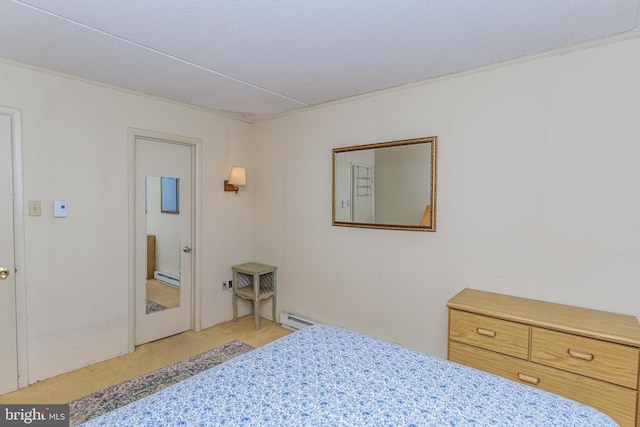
[447,288,640,347]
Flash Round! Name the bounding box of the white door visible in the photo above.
[0,113,18,394]
[351,163,374,223]
[135,137,193,345]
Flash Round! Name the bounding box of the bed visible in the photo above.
[81,325,617,426]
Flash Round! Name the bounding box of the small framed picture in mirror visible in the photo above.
[161,177,180,214]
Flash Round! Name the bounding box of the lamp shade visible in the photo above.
[227,167,246,186]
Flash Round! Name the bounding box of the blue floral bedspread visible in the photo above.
[81,325,617,426]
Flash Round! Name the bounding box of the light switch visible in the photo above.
[29,201,41,216]
[53,200,67,218]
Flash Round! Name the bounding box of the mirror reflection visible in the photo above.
[145,176,181,314]
[333,137,437,231]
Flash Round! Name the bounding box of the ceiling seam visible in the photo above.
[12,0,310,108]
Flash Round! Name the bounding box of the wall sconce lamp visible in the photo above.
[224,166,246,193]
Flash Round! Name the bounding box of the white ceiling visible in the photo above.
[1,1,639,121]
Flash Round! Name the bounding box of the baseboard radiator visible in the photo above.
[153,271,180,288]
[280,312,320,331]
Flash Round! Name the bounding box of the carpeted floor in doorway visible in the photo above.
[68,339,254,426]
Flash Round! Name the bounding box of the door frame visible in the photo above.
[127,128,202,353]
[0,106,28,388]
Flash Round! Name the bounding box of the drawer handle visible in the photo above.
[476,328,497,338]
[567,349,594,361]
[517,373,540,385]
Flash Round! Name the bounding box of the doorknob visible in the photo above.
[0,267,10,279]
[182,246,191,253]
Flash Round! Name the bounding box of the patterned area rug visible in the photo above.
[68,340,254,426]
[145,299,166,314]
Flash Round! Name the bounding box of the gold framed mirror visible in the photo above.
[332,136,437,231]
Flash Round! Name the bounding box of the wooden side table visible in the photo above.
[232,262,277,330]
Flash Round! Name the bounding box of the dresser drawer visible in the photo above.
[449,341,638,427]
[449,310,529,359]
[531,327,640,389]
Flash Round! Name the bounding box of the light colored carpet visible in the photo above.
[0,316,291,406]
[69,340,254,426]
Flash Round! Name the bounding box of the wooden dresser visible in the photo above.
[146,234,156,280]
[447,288,640,427]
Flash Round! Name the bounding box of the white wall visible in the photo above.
[375,143,430,225]
[0,59,254,382]
[252,35,640,358]
[3,34,640,385]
